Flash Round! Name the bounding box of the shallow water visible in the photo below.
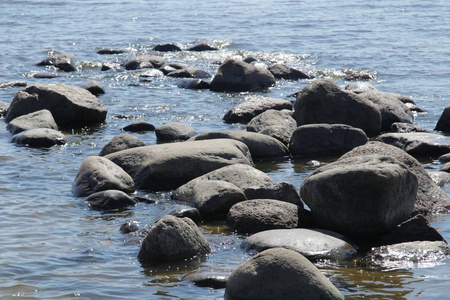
[1,0,450,299]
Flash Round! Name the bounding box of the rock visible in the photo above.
[98,133,146,156]
[377,132,450,157]
[190,180,247,219]
[360,241,450,269]
[172,164,301,205]
[300,155,418,236]
[159,63,187,75]
[223,96,292,124]
[377,214,446,246]
[72,156,135,197]
[435,105,450,132]
[177,79,210,90]
[345,81,377,93]
[5,84,108,128]
[0,81,27,89]
[293,79,382,136]
[441,162,450,173]
[82,80,105,96]
[344,72,374,81]
[210,58,276,92]
[167,206,202,224]
[227,199,304,234]
[341,141,450,215]
[122,55,165,70]
[243,56,257,64]
[153,43,182,52]
[187,43,218,51]
[243,228,357,261]
[182,270,228,289]
[122,121,156,132]
[54,54,77,72]
[137,215,211,264]
[105,139,253,191]
[224,248,344,300]
[389,122,428,133]
[289,124,368,158]
[11,128,67,148]
[85,190,138,210]
[97,48,126,55]
[7,109,58,134]
[429,171,450,188]
[101,64,112,71]
[36,57,55,66]
[139,69,165,79]
[247,109,296,145]
[439,153,450,163]
[155,122,197,143]
[359,90,412,131]
[267,63,311,80]
[32,72,61,79]
[0,101,10,117]
[167,67,211,79]
[190,131,289,160]
[120,221,139,233]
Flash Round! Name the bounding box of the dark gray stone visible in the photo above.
[97,48,126,55]
[11,128,67,148]
[122,55,165,70]
[54,54,77,72]
[0,81,27,89]
[377,132,450,157]
[82,80,105,96]
[99,134,146,156]
[187,43,218,51]
[153,43,182,52]
[167,67,211,79]
[389,122,428,133]
[247,109,296,145]
[177,79,210,90]
[182,271,228,289]
[85,190,137,210]
[122,121,156,132]
[7,109,58,134]
[267,63,311,80]
[155,122,197,143]
[435,105,450,132]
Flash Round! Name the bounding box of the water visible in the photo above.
[1,0,450,298]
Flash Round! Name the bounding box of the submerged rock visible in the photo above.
[97,48,126,55]
[85,190,138,210]
[377,132,450,157]
[155,123,197,143]
[177,79,210,90]
[122,121,156,132]
[98,133,146,156]
[267,63,311,80]
[153,43,182,52]
[122,55,165,70]
[182,270,228,289]
[187,43,218,51]
[167,66,211,79]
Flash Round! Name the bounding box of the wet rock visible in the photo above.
[377,214,446,246]
[210,58,276,92]
[100,64,113,71]
[359,90,412,131]
[223,96,292,124]
[435,104,450,132]
[190,131,289,160]
[167,66,211,79]
[32,72,61,79]
[11,128,67,148]
[289,124,368,158]
[82,80,105,96]
[167,206,202,224]
[345,81,377,93]
[243,56,257,63]
[172,164,301,205]
[429,171,450,188]
[360,241,450,269]
[120,221,139,233]
[182,270,228,289]
[122,55,165,70]
[153,43,182,52]
[0,101,10,117]
[159,63,187,75]
[98,133,146,156]
[36,57,55,66]
[0,81,27,89]
[190,180,247,219]
[377,132,450,157]
[177,79,210,89]
[122,121,156,132]
[155,122,197,143]
[7,109,58,134]
[138,69,165,79]
[441,162,450,173]
[227,199,305,234]
[137,215,211,264]
[344,72,374,81]
[439,153,450,163]
[106,139,253,191]
[97,48,126,55]
[301,155,418,236]
[293,79,382,136]
[247,109,296,145]
[72,156,135,197]
[85,190,138,210]
[389,122,428,133]
[187,43,218,51]
[243,228,357,261]
[224,248,344,300]
[54,54,77,72]
[6,83,108,128]
[341,141,450,215]
[267,63,311,80]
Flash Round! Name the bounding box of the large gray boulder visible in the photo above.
[172,164,301,205]
[293,79,382,136]
[224,248,344,300]
[223,96,292,124]
[227,199,305,234]
[5,84,108,128]
[138,215,211,264]
[267,63,311,80]
[155,122,197,143]
[301,155,418,236]
[243,228,357,261]
[435,104,450,132]
[341,141,450,215]
[289,124,368,158]
[189,131,289,160]
[247,109,297,145]
[105,139,253,191]
[377,132,450,157]
[72,156,135,197]
[99,134,146,156]
[11,128,67,148]
[210,58,276,92]
[7,109,58,134]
